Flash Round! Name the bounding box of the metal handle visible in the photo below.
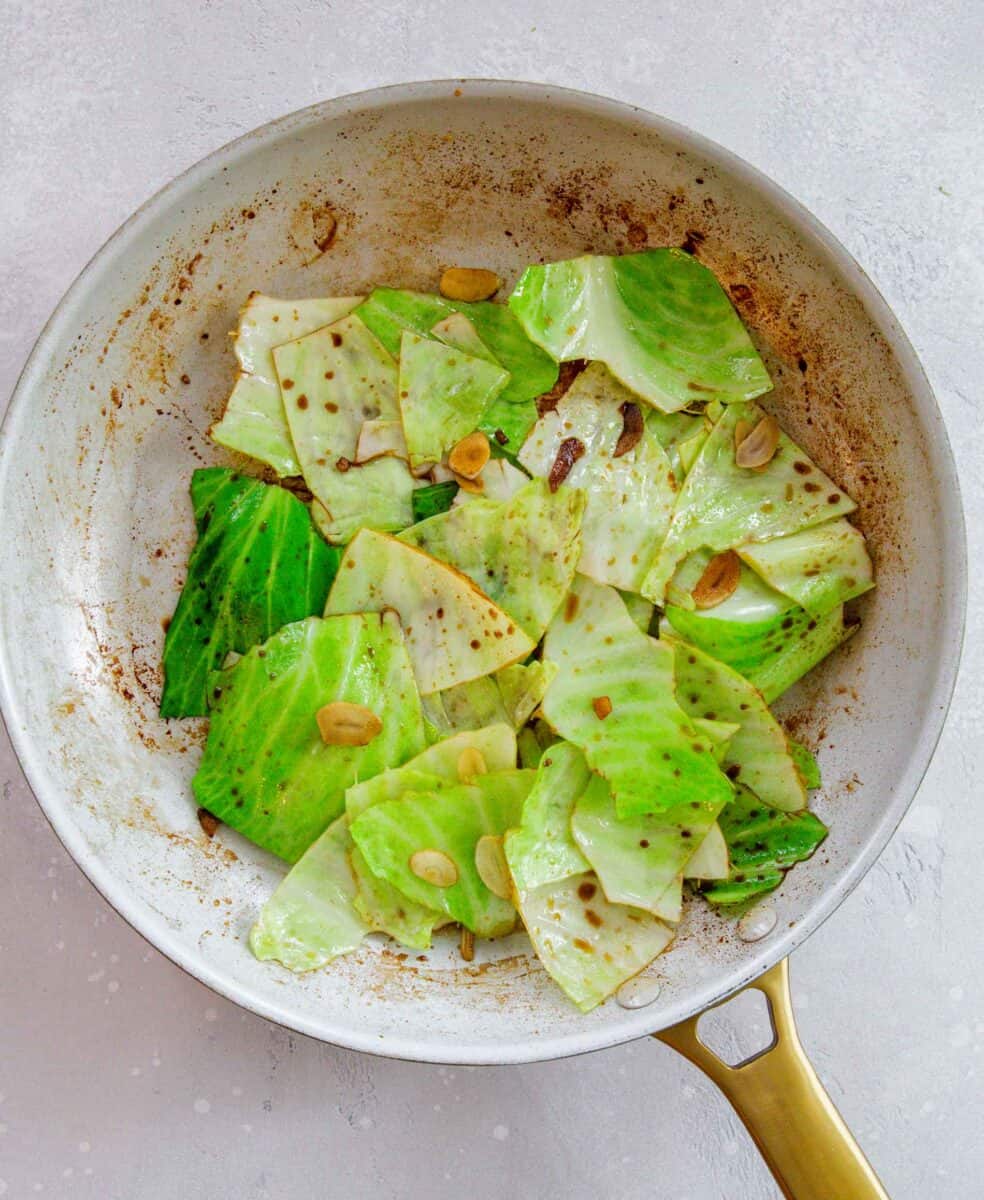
[655,959,888,1200]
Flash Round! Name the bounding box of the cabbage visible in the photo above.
[738,518,874,616]
[426,662,556,735]
[160,468,340,717]
[789,739,822,790]
[662,550,852,700]
[541,577,734,818]
[747,606,855,703]
[430,311,501,362]
[399,479,585,642]
[508,249,771,413]
[643,402,857,602]
[666,636,806,811]
[570,743,734,923]
[620,591,656,635]
[355,419,408,463]
[683,822,729,880]
[350,771,534,936]
[349,845,447,950]
[666,546,798,614]
[344,724,518,819]
[701,785,828,906]
[355,288,558,448]
[518,363,676,591]
[503,742,592,892]
[192,614,426,861]
[252,726,517,956]
[644,409,706,480]
[397,331,509,469]
[516,872,675,1012]
[412,480,459,521]
[249,816,368,970]
[274,315,416,543]
[503,741,675,1011]
[211,293,361,476]
[325,530,535,694]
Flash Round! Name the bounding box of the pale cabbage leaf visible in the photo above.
[211,293,361,476]
[518,362,677,591]
[325,530,535,694]
[274,315,416,542]
[643,402,857,603]
[399,479,585,642]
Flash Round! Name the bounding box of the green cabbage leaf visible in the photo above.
[701,785,828,906]
[540,577,734,818]
[397,331,509,469]
[737,518,874,616]
[666,636,806,811]
[249,816,368,970]
[160,468,340,718]
[643,402,857,602]
[274,315,416,543]
[192,613,426,861]
[350,771,534,936]
[355,287,558,448]
[508,249,771,413]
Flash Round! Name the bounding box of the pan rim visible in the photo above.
[0,78,967,1065]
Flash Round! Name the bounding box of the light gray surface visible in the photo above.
[0,2,981,1197]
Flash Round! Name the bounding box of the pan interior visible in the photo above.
[0,83,963,1063]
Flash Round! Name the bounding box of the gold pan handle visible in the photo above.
[655,959,889,1200]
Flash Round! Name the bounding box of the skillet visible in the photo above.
[0,81,965,1199]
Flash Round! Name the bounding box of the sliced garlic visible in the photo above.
[409,848,459,888]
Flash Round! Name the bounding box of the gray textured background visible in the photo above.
[2,2,982,1197]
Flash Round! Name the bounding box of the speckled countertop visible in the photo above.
[2,3,982,1197]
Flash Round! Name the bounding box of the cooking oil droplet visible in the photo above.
[737,903,777,942]
[616,975,662,1009]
